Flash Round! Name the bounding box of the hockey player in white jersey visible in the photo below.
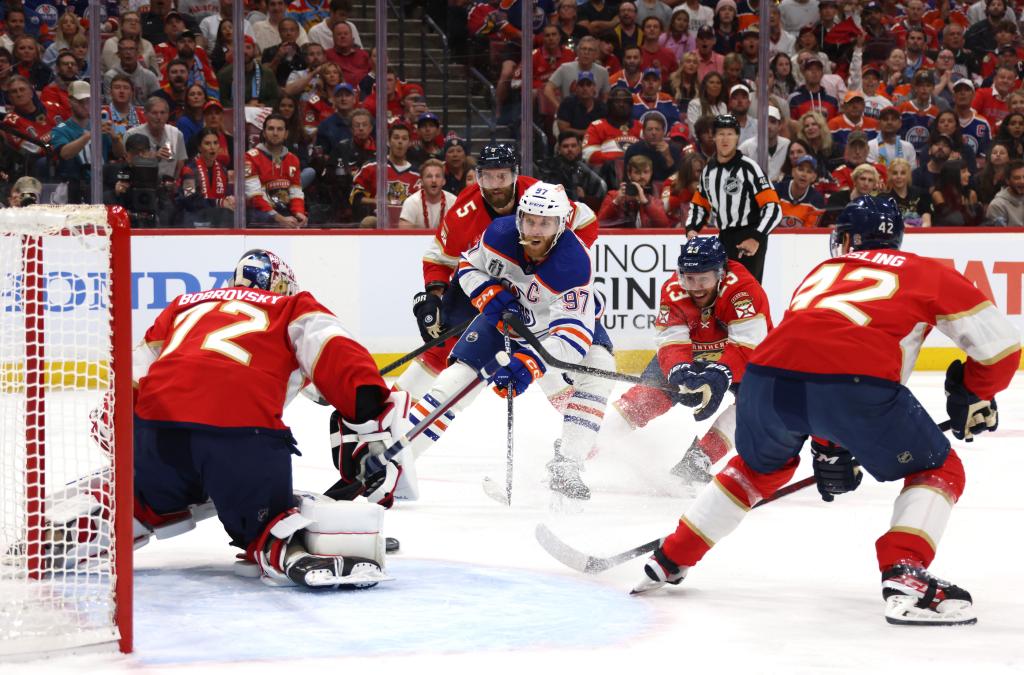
[376,182,614,499]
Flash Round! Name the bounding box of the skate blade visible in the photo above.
[884,596,977,626]
[629,579,665,595]
[302,566,394,589]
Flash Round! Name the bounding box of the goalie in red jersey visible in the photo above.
[633,196,1021,628]
[601,236,772,489]
[131,249,406,589]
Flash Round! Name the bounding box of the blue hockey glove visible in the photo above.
[470,281,522,326]
[666,362,704,408]
[944,360,999,442]
[810,439,863,502]
[680,362,732,422]
[491,349,546,398]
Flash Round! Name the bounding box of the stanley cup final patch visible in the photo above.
[731,291,756,318]
[488,258,505,277]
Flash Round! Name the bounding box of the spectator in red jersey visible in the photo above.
[325,21,370,86]
[973,65,1016,127]
[350,122,421,227]
[824,162,881,225]
[360,68,406,122]
[245,113,308,227]
[981,44,1024,88]
[534,23,576,91]
[832,131,887,191]
[597,153,673,227]
[11,35,52,90]
[892,0,938,50]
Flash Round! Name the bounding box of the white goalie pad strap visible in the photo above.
[299,495,386,567]
[887,485,954,554]
[680,478,750,548]
[270,511,315,540]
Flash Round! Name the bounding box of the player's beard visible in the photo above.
[482,184,515,213]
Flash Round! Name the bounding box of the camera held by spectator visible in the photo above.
[9,176,42,207]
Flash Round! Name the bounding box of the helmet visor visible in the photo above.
[679,271,720,292]
[518,212,561,239]
[477,168,516,189]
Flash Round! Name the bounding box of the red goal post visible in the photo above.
[0,205,133,658]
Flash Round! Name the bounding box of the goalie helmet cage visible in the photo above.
[0,206,133,659]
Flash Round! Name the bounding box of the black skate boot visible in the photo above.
[670,437,713,487]
[546,441,591,500]
[631,547,688,595]
[881,561,977,626]
[285,554,388,589]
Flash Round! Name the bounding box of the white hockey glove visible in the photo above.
[88,390,116,457]
[335,391,411,508]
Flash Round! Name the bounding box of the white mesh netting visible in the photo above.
[0,206,122,657]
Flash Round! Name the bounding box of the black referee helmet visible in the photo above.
[712,114,741,133]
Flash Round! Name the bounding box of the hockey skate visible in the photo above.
[285,553,391,590]
[670,437,713,490]
[881,561,977,626]
[631,547,688,595]
[546,441,591,500]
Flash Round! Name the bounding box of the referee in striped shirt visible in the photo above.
[684,114,782,282]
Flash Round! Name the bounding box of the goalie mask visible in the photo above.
[516,182,571,255]
[234,249,299,296]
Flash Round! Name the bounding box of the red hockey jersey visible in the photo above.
[752,249,1021,397]
[134,287,388,429]
[350,160,422,225]
[421,176,600,289]
[244,145,306,216]
[582,117,642,165]
[654,260,772,382]
[1,103,62,154]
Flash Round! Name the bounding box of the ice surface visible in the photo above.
[11,372,1024,674]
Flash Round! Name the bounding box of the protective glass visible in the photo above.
[477,168,516,189]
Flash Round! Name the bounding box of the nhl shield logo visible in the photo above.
[897,451,914,464]
[724,176,742,195]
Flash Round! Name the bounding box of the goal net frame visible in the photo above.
[1,205,133,658]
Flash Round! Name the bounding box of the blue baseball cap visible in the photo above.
[577,71,596,83]
[642,67,661,79]
[794,154,818,170]
[333,82,356,95]
[417,112,440,126]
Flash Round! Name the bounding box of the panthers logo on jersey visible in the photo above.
[386,180,411,206]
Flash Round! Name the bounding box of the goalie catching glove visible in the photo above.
[944,360,998,442]
[674,361,732,422]
[810,439,862,502]
[412,290,445,342]
[332,391,411,508]
[491,349,545,397]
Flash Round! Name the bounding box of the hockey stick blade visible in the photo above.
[535,524,658,574]
[482,476,510,505]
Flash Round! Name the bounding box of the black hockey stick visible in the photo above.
[503,313,684,396]
[534,476,815,574]
[379,318,473,376]
[536,420,955,574]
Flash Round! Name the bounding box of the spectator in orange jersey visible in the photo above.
[775,153,826,228]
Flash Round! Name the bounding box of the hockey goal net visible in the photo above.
[0,205,133,658]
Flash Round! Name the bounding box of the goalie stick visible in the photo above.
[535,421,953,574]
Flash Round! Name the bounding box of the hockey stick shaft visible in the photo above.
[537,419,954,573]
[503,323,514,507]
[324,376,485,499]
[503,313,683,396]
[378,318,472,376]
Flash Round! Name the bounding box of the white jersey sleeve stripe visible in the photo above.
[654,324,692,349]
[288,312,355,380]
[936,302,1021,365]
[727,315,769,350]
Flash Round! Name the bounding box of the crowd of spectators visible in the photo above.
[3,0,1024,228]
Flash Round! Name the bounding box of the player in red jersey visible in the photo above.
[601,236,771,489]
[132,249,405,589]
[401,143,597,398]
[633,196,1021,627]
[244,114,307,227]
